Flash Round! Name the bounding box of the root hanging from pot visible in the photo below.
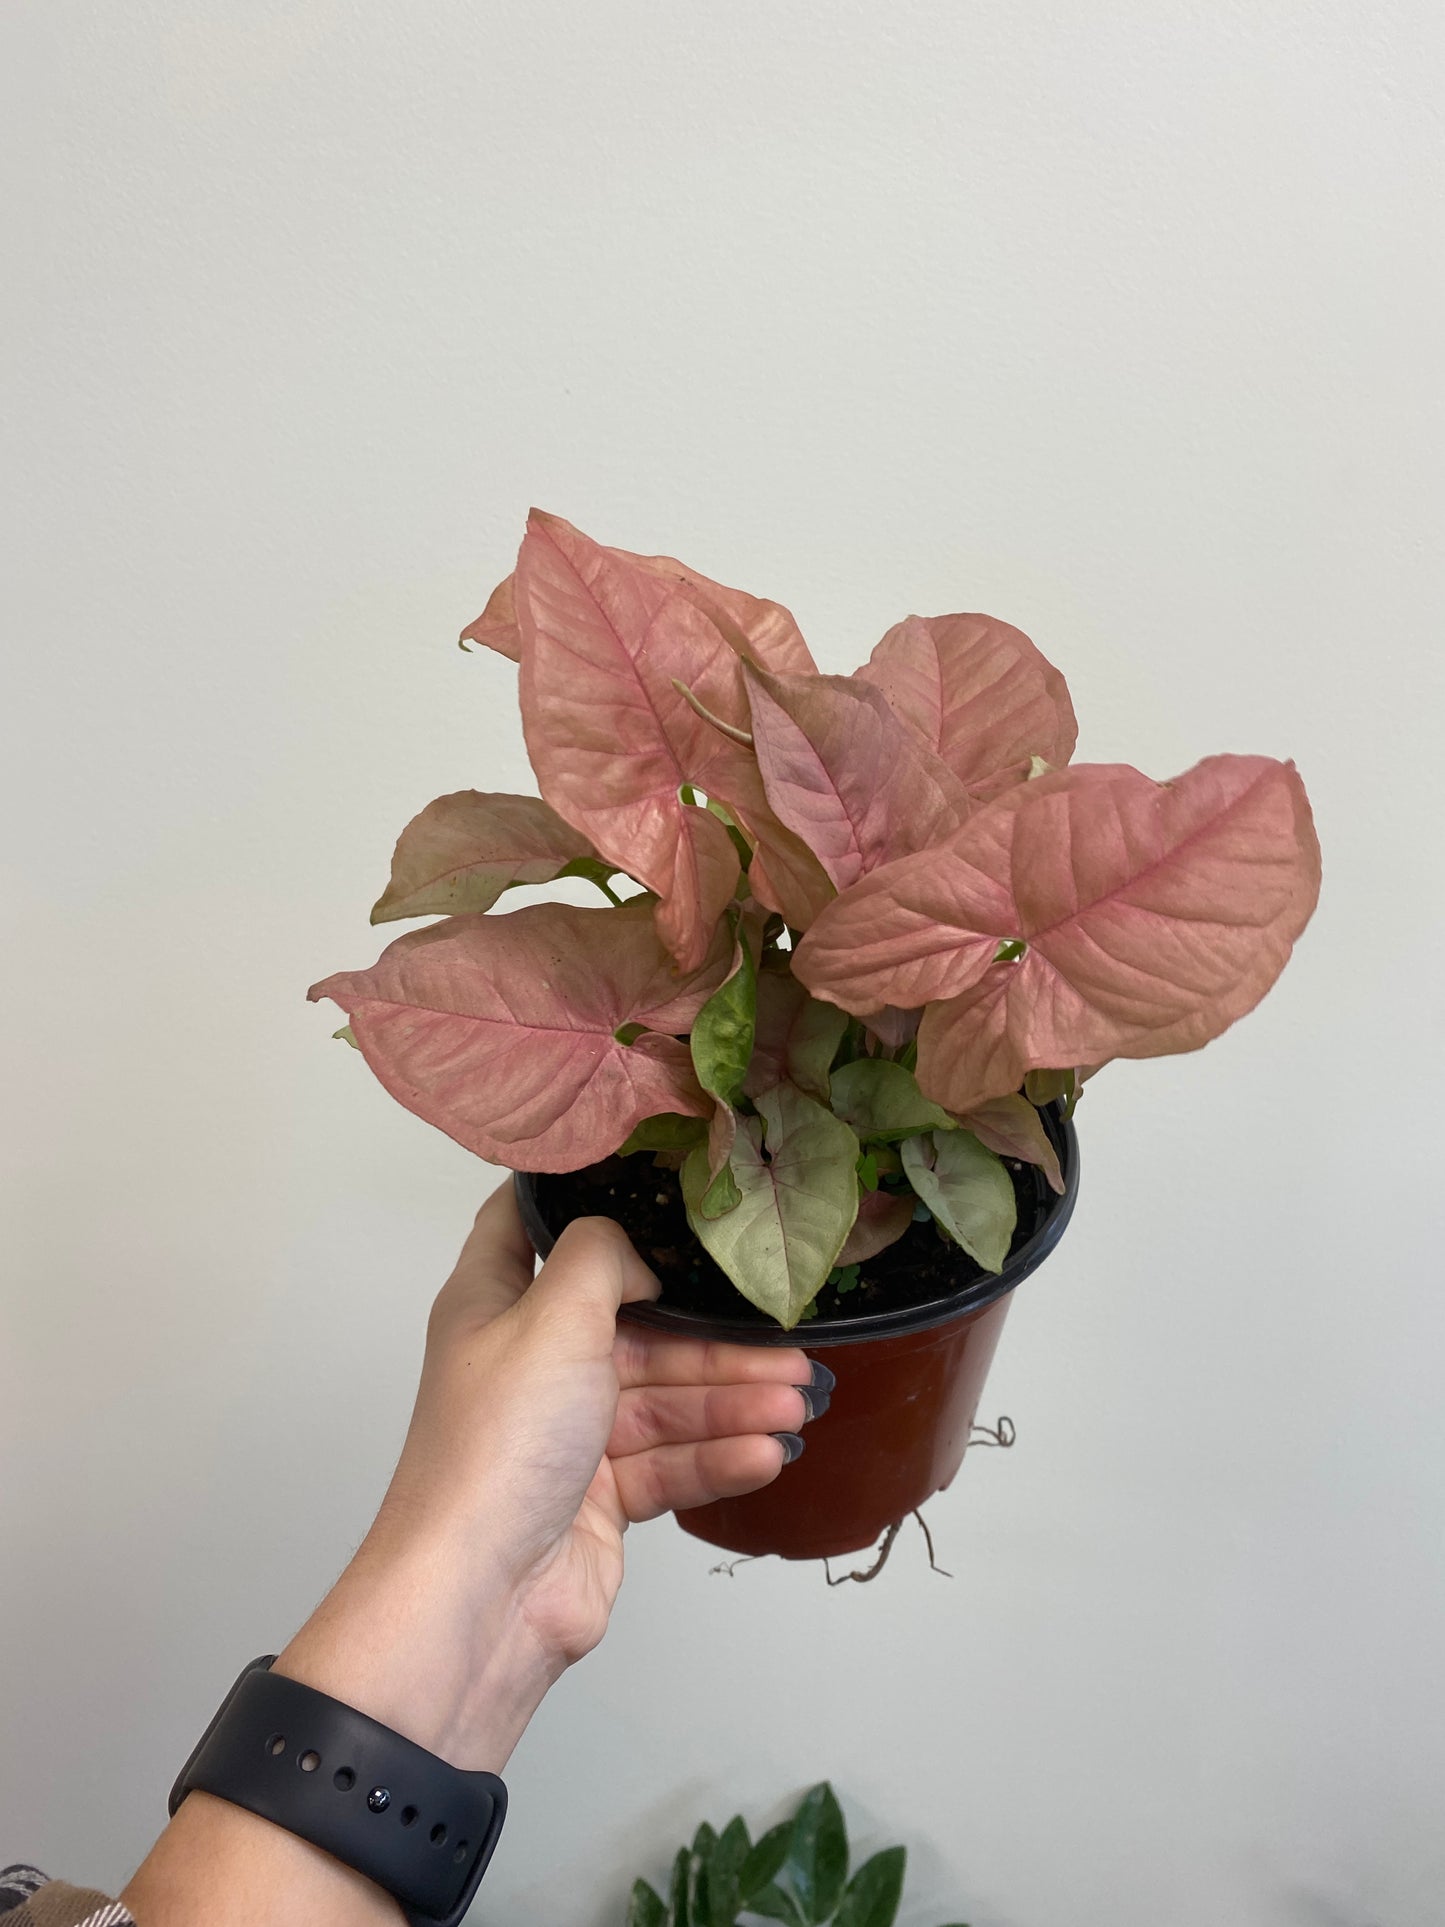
[969,1414,1016,1448]
[823,1509,954,1586]
[708,1554,761,1577]
[913,1508,954,1579]
[825,1520,903,1585]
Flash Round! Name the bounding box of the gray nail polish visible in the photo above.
[809,1360,837,1395]
[795,1382,831,1422]
[772,1431,806,1464]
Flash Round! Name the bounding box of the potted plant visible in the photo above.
[625,1781,969,1927]
[311,510,1319,1562]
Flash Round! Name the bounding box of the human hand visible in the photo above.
[274,1184,823,1772]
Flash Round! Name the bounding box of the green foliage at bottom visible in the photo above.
[624,1783,970,1927]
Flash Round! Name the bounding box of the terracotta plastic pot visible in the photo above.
[514,1108,1079,1561]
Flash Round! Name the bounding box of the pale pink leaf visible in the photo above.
[792,764,1157,1013]
[308,898,731,1171]
[628,550,816,675]
[832,754,1322,1113]
[837,1187,915,1266]
[856,613,1077,786]
[469,537,814,678]
[515,511,751,970]
[371,791,597,923]
[744,666,972,893]
[460,574,522,660]
[956,1094,1065,1194]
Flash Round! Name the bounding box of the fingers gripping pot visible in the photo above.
[514,1107,1079,1561]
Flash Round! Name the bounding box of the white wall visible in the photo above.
[3,4,1442,1923]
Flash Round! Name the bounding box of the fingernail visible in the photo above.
[809,1360,837,1395]
[772,1431,806,1464]
[795,1381,831,1422]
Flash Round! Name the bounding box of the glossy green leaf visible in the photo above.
[627,1878,668,1927]
[829,1059,956,1142]
[691,929,757,1108]
[745,1885,808,1927]
[740,1821,792,1903]
[682,1084,860,1327]
[834,1847,907,1927]
[781,1782,848,1924]
[688,1822,719,1923]
[708,1816,752,1927]
[669,1844,693,1927]
[618,1113,709,1155]
[901,1131,1017,1272]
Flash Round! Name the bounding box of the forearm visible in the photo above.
[120,1789,403,1927]
[121,1529,556,1927]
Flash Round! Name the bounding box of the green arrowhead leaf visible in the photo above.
[829,1060,956,1141]
[781,1783,848,1923]
[682,1083,860,1327]
[740,1821,792,1903]
[626,1878,668,1927]
[332,1024,358,1049]
[901,1131,1016,1272]
[834,1847,907,1927]
[618,1113,709,1155]
[691,928,757,1108]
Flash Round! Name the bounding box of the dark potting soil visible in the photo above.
[530,1146,1060,1326]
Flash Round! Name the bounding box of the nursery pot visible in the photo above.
[513,1108,1079,1562]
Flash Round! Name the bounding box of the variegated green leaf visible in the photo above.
[901,1131,1016,1272]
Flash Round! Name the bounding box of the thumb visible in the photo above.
[518,1215,661,1355]
[432,1182,537,1331]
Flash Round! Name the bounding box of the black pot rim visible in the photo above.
[513,1104,1080,1349]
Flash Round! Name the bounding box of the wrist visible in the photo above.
[275,1527,561,1774]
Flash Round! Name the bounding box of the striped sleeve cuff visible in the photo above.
[0,1871,133,1927]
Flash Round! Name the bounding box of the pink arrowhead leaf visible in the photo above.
[793,763,1173,1013]
[516,511,754,969]
[744,665,972,894]
[308,897,731,1171]
[837,1186,915,1266]
[956,1094,1064,1194]
[629,550,816,675]
[855,613,1077,787]
[459,574,522,660]
[370,791,599,923]
[462,536,815,675]
[799,755,1320,1112]
[743,966,849,1102]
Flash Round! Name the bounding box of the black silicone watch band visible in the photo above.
[169,1657,507,1927]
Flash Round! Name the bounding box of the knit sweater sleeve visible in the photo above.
[0,1867,133,1927]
